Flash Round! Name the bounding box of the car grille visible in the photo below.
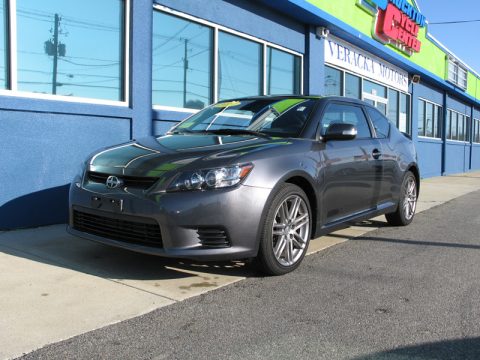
[197,228,231,248]
[87,171,159,189]
[73,209,163,247]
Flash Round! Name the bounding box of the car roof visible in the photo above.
[217,95,371,107]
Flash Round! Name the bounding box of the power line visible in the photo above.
[429,19,480,25]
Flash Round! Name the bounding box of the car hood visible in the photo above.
[88,134,292,177]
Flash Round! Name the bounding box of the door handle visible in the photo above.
[372,149,382,159]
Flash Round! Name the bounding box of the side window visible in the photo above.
[366,107,390,139]
[320,103,371,138]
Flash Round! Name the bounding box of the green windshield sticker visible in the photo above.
[271,99,306,114]
[214,101,241,108]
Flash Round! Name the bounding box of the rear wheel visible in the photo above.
[256,184,311,275]
[385,171,417,226]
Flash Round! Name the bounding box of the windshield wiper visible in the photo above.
[203,129,271,138]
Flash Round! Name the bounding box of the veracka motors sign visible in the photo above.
[357,0,426,56]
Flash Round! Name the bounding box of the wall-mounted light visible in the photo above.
[411,74,421,84]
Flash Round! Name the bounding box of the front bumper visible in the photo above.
[68,182,271,261]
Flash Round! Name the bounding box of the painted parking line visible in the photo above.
[0,173,479,359]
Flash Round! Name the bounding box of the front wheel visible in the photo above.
[256,184,311,276]
[385,171,417,226]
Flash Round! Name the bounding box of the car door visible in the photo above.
[365,106,396,206]
[319,102,383,224]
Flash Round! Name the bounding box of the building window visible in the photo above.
[345,73,361,99]
[324,65,342,96]
[324,66,410,134]
[152,11,212,109]
[1,0,7,89]
[399,93,410,134]
[418,99,442,138]
[363,79,387,115]
[447,109,469,142]
[473,118,480,143]
[447,57,468,91]
[387,89,398,125]
[218,31,262,100]
[16,0,126,101]
[266,46,301,95]
[152,8,302,109]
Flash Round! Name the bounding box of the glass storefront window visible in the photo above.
[387,89,398,125]
[324,66,342,96]
[17,0,125,101]
[345,73,361,99]
[1,0,7,89]
[266,47,301,95]
[418,100,425,136]
[218,31,262,100]
[451,111,458,140]
[399,93,410,134]
[425,102,434,137]
[363,79,387,98]
[153,12,212,109]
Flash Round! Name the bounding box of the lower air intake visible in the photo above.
[197,228,231,248]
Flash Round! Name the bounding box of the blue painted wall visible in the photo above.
[0,107,131,229]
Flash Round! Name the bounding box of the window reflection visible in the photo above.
[218,31,262,100]
[266,47,300,95]
[324,66,341,96]
[16,0,125,100]
[387,89,398,125]
[152,11,212,109]
[345,73,360,99]
[1,0,7,89]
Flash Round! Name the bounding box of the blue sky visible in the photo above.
[417,0,480,73]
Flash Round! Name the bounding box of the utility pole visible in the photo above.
[183,38,188,107]
[52,13,60,95]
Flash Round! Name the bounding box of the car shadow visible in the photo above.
[0,224,258,284]
[352,337,480,359]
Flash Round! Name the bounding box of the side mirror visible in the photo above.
[323,123,357,141]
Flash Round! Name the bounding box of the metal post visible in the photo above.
[52,13,60,95]
[183,38,188,107]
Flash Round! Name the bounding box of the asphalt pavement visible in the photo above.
[19,190,480,360]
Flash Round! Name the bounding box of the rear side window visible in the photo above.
[320,103,371,138]
[366,107,390,139]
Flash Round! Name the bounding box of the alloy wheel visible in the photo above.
[271,195,310,266]
[403,176,417,221]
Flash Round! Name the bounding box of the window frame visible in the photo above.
[0,0,130,106]
[418,97,443,140]
[446,108,470,143]
[446,57,468,91]
[473,118,480,144]
[152,4,304,111]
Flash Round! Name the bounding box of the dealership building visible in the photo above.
[1,0,480,229]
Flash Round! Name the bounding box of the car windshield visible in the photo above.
[169,98,317,138]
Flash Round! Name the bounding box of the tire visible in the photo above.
[385,171,418,226]
[255,183,312,276]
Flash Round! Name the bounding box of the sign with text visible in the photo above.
[358,0,426,55]
[325,36,409,92]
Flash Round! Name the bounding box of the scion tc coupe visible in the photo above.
[68,96,419,275]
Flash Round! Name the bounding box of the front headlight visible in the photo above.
[166,164,253,192]
[74,161,87,188]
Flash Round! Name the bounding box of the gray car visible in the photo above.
[68,96,419,275]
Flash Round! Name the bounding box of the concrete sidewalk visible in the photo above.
[1,173,479,359]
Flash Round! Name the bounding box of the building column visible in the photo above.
[441,91,448,175]
[130,0,153,139]
[304,26,324,96]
